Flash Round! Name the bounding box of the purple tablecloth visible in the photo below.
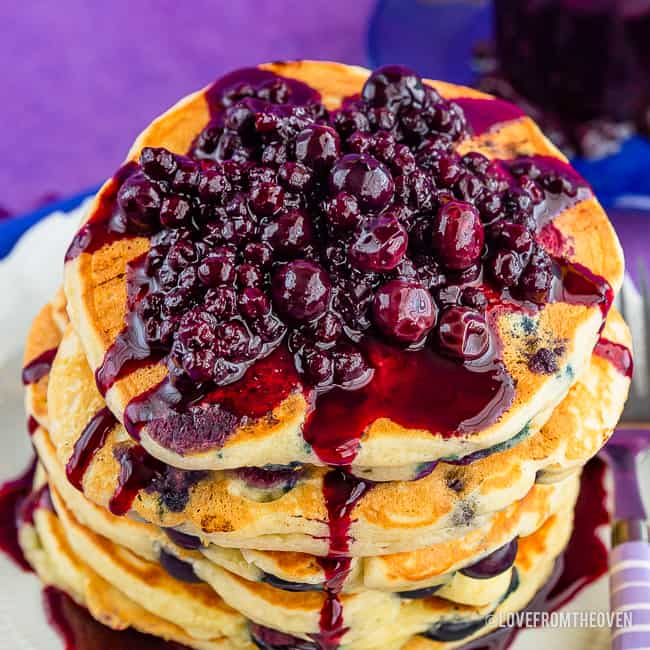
[0,0,373,216]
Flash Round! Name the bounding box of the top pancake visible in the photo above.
[63,60,625,471]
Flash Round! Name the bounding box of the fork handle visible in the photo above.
[610,539,650,650]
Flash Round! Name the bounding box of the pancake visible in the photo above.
[15,58,632,650]
[33,420,578,596]
[22,468,573,649]
[40,309,628,555]
[22,302,64,430]
[19,479,244,649]
[62,61,624,472]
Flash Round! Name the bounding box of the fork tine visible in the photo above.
[617,274,636,394]
[639,260,650,389]
[619,270,629,321]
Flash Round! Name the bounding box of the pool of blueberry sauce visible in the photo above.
[14,65,627,648]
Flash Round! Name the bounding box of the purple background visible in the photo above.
[0,0,646,274]
[0,0,374,216]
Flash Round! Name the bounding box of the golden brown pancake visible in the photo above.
[63,61,624,472]
[17,59,631,650]
[33,419,578,595]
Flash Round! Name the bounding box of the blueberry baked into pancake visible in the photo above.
[15,60,631,648]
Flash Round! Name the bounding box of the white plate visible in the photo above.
[0,207,635,649]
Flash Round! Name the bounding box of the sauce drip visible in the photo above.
[27,416,39,436]
[95,253,158,396]
[109,444,164,516]
[594,337,634,378]
[454,97,526,136]
[19,483,54,526]
[0,458,36,572]
[22,347,58,385]
[64,163,138,263]
[312,470,372,649]
[555,261,614,318]
[53,406,164,519]
[95,314,153,397]
[66,407,117,490]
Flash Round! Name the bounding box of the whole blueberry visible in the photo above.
[329,154,394,211]
[461,539,518,579]
[295,124,341,170]
[197,252,236,287]
[250,182,285,217]
[372,279,438,344]
[431,200,484,270]
[488,250,524,287]
[361,64,426,112]
[326,192,361,230]
[349,214,408,272]
[262,209,313,255]
[116,172,161,232]
[271,260,331,322]
[139,147,177,181]
[332,343,373,387]
[159,196,192,229]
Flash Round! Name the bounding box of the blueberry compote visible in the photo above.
[66,64,609,468]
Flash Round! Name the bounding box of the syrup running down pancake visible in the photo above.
[33,293,629,555]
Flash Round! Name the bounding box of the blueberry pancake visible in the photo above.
[63,61,624,473]
[17,60,631,649]
[33,418,578,597]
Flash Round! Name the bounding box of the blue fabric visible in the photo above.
[0,186,100,260]
[572,137,650,207]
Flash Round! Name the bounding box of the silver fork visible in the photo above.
[602,265,650,650]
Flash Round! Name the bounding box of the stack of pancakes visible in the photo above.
[18,61,630,649]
